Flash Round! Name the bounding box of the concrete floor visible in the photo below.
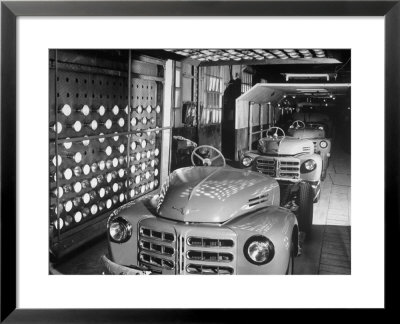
[53,142,351,275]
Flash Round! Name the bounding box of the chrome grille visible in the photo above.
[185,236,235,275]
[256,158,275,176]
[140,227,175,242]
[257,157,300,179]
[139,240,174,256]
[187,251,233,262]
[186,264,234,275]
[279,160,300,178]
[187,237,234,248]
[138,221,236,274]
[139,253,175,270]
[138,226,176,271]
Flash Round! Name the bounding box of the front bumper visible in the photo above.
[101,255,153,275]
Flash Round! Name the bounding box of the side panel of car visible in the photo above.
[226,206,298,274]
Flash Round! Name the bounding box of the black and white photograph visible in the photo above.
[49,49,351,275]
[2,0,396,317]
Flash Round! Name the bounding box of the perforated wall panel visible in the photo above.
[49,50,165,246]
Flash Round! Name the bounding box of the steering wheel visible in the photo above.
[266,126,286,138]
[291,120,306,129]
[191,145,226,167]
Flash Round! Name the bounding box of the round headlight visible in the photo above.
[243,235,275,265]
[242,156,253,167]
[302,159,316,171]
[108,217,132,243]
[320,140,328,148]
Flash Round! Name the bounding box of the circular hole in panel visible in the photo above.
[73,166,82,177]
[54,218,63,230]
[74,212,82,223]
[99,188,105,198]
[99,160,105,170]
[63,139,72,150]
[83,193,90,204]
[64,168,73,180]
[65,200,73,212]
[106,160,112,169]
[91,163,98,173]
[107,199,112,208]
[83,165,90,175]
[74,182,82,193]
[91,204,98,215]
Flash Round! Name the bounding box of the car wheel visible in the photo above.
[296,182,314,238]
[279,184,291,206]
[285,241,295,275]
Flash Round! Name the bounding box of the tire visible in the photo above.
[279,184,291,206]
[285,241,295,275]
[296,182,314,237]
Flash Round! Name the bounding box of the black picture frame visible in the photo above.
[1,0,398,321]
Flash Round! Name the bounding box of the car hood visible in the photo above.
[258,136,314,155]
[288,128,325,139]
[158,166,279,223]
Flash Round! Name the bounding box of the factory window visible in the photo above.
[199,66,223,125]
[173,62,197,127]
[241,71,253,94]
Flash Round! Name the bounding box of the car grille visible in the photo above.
[138,226,176,271]
[256,157,300,179]
[186,264,234,275]
[187,237,234,248]
[185,236,235,275]
[138,222,236,275]
[256,159,275,176]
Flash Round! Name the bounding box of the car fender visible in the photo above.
[299,153,322,181]
[225,206,298,274]
[107,201,155,266]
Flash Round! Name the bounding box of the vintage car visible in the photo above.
[240,126,322,237]
[292,110,333,138]
[101,145,300,275]
[287,120,331,180]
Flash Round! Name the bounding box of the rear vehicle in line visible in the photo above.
[240,126,321,237]
[288,120,331,180]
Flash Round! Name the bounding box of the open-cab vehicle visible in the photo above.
[236,83,350,237]
[102,145,300,275]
